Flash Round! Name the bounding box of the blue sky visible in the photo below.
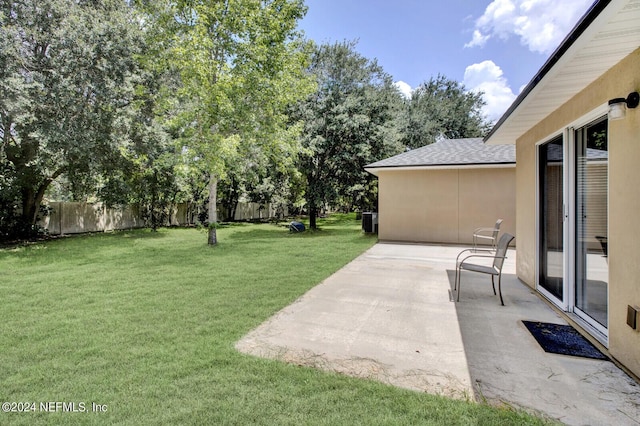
[298,0,594,122]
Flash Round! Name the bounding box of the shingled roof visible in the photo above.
[365,138,515,172]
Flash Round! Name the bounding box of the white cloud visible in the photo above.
[466,0,593,54]
[394,80,412,99]
[464,29,491,49]
[463,60,517,123]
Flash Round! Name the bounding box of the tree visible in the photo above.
[149,0,314,244]
[98,120,181,232]
[0,0,144,238]
[217,121,304,222]
[402,75,491,149]
[292,41,404,229]
[98,42,182,231]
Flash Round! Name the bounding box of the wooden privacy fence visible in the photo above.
[38,202,191,235]
[38,201,287,235]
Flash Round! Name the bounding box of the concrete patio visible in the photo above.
[236,242,640,425]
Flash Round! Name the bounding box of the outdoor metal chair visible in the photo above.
[473,218,503,251]
[595,235,608,258]
[455,233,515,305]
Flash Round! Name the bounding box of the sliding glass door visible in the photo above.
[575,118,608,330]
[537,116,609,341]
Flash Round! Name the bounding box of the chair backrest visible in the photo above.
[493,233,515,271]
[492,219,504,239]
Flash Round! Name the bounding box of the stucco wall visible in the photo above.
[609,68,640,377]
[376,167,515,244]
[516,48,640,376]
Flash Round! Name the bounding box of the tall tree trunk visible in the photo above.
[208,174,218,223]
[230,203,237,222]
[219,177,240,221]
[22,169,63,228]
[207,174,218,245]
[21,187,37,227]
[309,203,317,230]
[150,170,158,231]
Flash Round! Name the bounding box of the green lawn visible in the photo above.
[0,215,552,425]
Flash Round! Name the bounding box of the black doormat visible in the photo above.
[522,321,608,360]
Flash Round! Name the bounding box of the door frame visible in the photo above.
[535,132,567,310]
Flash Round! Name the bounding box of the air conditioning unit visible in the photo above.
[362,212,378,233]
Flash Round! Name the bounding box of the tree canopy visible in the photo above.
[402,75,491,149]
[0,0,144,237]
[1,1,496,241]
[292,40,405,229]
[154,0,314,228]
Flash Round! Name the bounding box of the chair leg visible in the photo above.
[454,267,458,291]
[491,275,496,295]
[498,275,504,306]
[456,268,461,301]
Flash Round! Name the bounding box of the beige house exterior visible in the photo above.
[484,0,640,379]
[365,138,516,244]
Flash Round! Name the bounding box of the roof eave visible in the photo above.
[365,162,516,175]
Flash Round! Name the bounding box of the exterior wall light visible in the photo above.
[608,91,639,121]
